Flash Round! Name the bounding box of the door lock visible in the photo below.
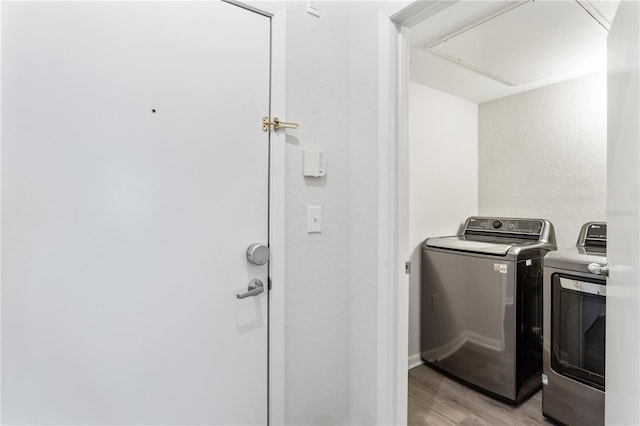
[247,243,270,265]
[262,116,299,132]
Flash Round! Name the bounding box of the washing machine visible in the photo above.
[421,216,557,403]
[543,222,607,425]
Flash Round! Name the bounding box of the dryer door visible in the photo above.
[551,273,606,391]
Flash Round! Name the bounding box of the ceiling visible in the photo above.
[409,1,619,104]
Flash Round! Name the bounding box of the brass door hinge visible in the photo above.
[262,116,299,132]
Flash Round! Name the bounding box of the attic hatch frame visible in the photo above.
[422,0,613,87]
[425,0,527,86]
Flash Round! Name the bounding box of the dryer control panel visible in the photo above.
[578,222,607,248]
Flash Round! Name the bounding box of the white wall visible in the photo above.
[285,3,351,424]
[284,3,382,424]
[407,82,478,360]
[478,72,607,249]
[347,3,384,424]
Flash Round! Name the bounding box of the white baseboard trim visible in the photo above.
[422,330,502,361]
[421,331,467,361]
[408,353,424,370]
[467,331,503,352]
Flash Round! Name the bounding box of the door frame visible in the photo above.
[376,2,465,424]
[222,3,287,424]
[256,3,287,425]
[0,1,287,424]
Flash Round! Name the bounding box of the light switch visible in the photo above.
[307,206,322,233]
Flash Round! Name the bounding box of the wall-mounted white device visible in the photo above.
[303,150,326,177]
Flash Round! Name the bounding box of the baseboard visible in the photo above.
[408,353,424,370]
[466,331,502,352]
[422,330,503,362]
[421,331,467,361]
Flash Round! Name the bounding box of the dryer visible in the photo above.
[421,216,556,403]
[542,222,607,425]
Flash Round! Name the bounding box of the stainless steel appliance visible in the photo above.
[421,216,557,403]
[543,222,607,425]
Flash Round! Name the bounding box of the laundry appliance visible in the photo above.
[542,222,607,425]
[421,216,557,403]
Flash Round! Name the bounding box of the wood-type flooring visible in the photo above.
[408,364,554,425]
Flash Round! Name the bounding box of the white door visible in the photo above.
[1,2,270,424]
[606,2,640,425]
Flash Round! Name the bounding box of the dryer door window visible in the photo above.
[551,273,606,391]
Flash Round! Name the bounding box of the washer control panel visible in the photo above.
[466,217,544,236]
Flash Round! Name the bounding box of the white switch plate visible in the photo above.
[307,206,322,233]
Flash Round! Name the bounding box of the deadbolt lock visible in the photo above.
[247,243,270,265]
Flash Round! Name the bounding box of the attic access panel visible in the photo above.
[427,0,608,86]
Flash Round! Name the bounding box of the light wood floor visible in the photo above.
[408,364,554,425]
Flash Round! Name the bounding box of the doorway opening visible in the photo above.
[399,0,614,422]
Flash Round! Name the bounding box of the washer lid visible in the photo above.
[425,235,530,256]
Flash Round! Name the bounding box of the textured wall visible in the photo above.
[285,3,351,424]
[347,3,382,425]
[408,82,478,359]
[284,2,382,424]
[479,72,607,249]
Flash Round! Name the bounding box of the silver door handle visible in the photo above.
[236,279,264,299]
[587,263,610,277]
